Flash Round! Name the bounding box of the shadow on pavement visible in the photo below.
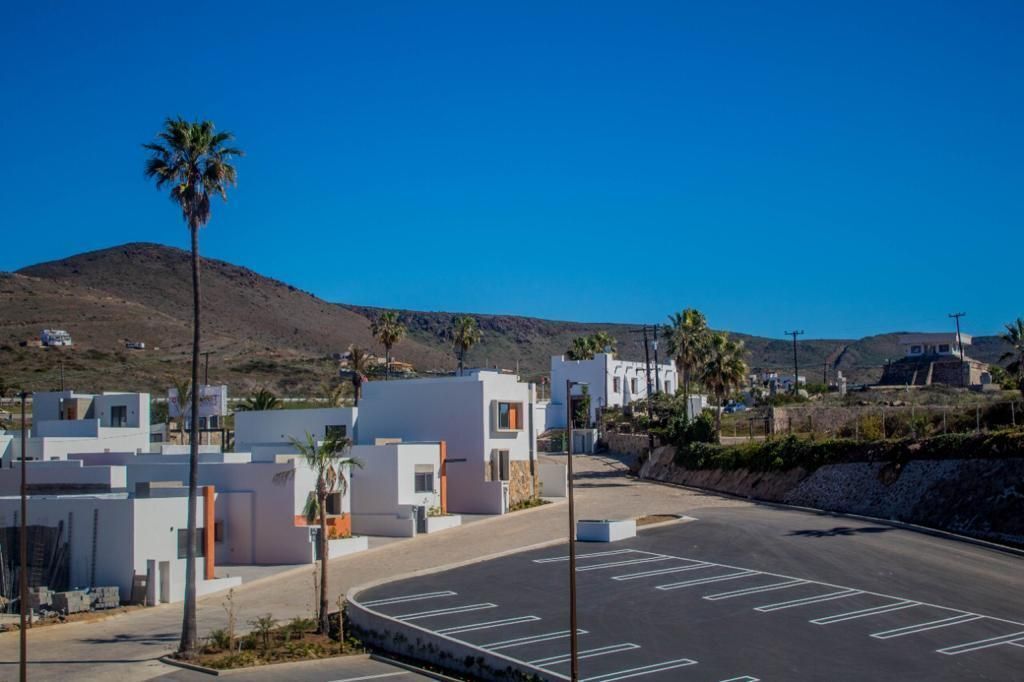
[787,526,895,538]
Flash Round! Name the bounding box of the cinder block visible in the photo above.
[52,590,92,614]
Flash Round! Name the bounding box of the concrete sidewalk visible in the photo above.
[0,454,746,681]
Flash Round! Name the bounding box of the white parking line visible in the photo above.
[719,677,760,682]
[871,614,983,639]
[530,643,640,666]
[581,658,698,681]
[576,556,672,572]
[396,603,496,621]
[937,631,1024,656]
[362,590,457,607]
[483,629,588,650]
[704,579,809,601]
[612,562,714,581]
[656,570,759,590]
[534,549,639,563]
[755,589,863,612]
[436,615,540,635]
[330,673,409,681]
[811,600,920,625]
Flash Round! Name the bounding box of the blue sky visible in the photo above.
[2,1,1021,339]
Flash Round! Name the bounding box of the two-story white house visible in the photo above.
[548,353,677,429]
[234,407,358,462]
[356,370,538,515]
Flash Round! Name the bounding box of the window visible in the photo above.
[325,424,347,439]
[325,492,344,515]
[110,405,127,427]
[214,521,225,543]
[612,377,621,393]
[209,415,220,429]
[630,378,638,394]
[664,381,672,394]
[938,344,950,353]
[491,450,510,481]
[177,528,205,559]
[496,402,523,431]
[414,465,434,493]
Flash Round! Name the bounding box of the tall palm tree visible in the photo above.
[273,432,361,634]
[168,376,194,442]
[1000,317,1024,400]
[370,311,406,380]
[566,336,596,361]
[346,345,371,406]
[700,332,748,442]
[591,331,617,356]
[144,117,241,656]
[664,309,710,417]
[237,387,280,411]
[451,316,483,375]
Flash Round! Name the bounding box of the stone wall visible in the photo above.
[640,446,1024,546]
[508,460,535,505]
[604,432,657,457]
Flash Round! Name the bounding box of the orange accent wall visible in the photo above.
[293,513,352,538]
[439,440,447,514]
[203,485,215,580]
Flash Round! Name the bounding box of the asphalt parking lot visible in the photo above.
[355,506,1024,681]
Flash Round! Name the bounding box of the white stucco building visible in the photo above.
[234,407,357,462]
[548,354,677,429]
[357,370,538,515]
[1,391,151,463]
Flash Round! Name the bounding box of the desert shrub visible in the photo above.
[204,628,232,652]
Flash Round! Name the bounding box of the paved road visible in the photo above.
[154,654,431,681]
[0,455,744,680]
[357,506,1024,681]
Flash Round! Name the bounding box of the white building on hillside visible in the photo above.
[548,354,677,429]
[234,407,357,462]
[357,370,538,515]
[1,391,151,463]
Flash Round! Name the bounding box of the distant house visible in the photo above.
[41,329,72,347]
[878,332,989,387]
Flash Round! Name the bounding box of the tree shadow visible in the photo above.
[787,526,895,538]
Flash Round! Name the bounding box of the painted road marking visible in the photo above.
[530,643,640,666]
[396,603,496,621]
[656,570,759,590]
[937,631,1024,656]
[720,677,760,682]
[330,673,409,681]
[871,614,984,640]
[811,601,920,625]
[483,629,588,650]
[581,658,698,681]
[534,549,637,563]
[362,590,457,607]
[436,616,541,635]
[576,556,672,572]
[612,562,714,581]
[704,579,809,601]
[755,589,863,612]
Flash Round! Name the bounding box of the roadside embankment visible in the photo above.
[637,432,1024,546]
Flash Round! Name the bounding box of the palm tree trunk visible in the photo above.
[352,378,360,407]
[682,366,691,419]
[385,347,391,381]
[318,500,329,634]
[715,392,724,444]
[180,225,201,655]
[458,348,464,376]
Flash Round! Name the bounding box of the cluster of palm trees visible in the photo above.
[1001,318,1024,399]
[565,332,617,361]
[663,308,749,438]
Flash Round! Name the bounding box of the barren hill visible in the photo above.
[0,242,1012,396]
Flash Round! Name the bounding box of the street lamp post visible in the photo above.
[19,391,28,682]
[565,379,586,681]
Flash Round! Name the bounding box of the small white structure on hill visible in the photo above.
[40,329,72,347]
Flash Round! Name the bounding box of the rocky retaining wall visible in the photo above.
[640,446,1024,546]
[604,432,658,458]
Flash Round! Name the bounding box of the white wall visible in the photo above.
[549,354,676,429]
[0,460,126,495]
[350,443,442,536]
[234,407,357,462]
[538,459,567,497]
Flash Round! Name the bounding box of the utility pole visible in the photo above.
[640,327,654,453]
[19,391,28,682]
[949,312,966,388]
[652,325,661,394]
[59,361,65,392]
[785,330,804,394]
[565,380,581,682]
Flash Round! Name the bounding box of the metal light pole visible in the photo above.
[785,330,804,394]
[19,391,28,682]
[565,379,583,682]
[949,312,966,387]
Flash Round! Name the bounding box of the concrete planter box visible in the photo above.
[425,515,462,533]
[326,535,369,559]
[576,519,637,542]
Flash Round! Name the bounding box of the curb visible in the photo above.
[369,652,467,681]
[637,475,1024,559]
[158,654,221,676]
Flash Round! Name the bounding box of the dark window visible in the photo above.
[414,471,433,493]
[491,450,510,481]
[613,377,621,392]
[110,405,127,427]
[325,424,347,439]
[177,528,205,559]
[325,492,343,515]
